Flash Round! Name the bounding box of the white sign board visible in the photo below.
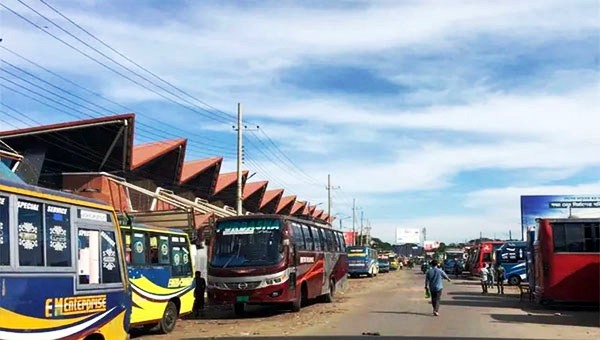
[395,228,421,245]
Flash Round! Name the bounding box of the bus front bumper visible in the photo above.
[208,282,295,305]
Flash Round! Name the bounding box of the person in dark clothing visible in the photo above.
[425,260,451,316]
[193,271,206,317]
[495,263,505,294]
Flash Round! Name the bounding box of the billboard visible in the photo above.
[520,195,600,239]
[423,240,440,251]
[343,231,357,246]
[395,228,421,245]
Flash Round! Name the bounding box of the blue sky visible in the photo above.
[0,0,599,243]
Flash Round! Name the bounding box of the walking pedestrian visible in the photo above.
[425,260,451,316]
[480,264,489,294]
[487,263,495,289]
[193,271,206,317]
[495,263,505,294]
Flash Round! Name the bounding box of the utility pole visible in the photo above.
[360,211,364,246]
[509,230,512,240]
[236,102,243,215]
[352,199,356,246]
[326,174,339,218]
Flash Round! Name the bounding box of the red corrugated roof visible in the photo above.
[242,181,268,199]
[180,157,222,184]
[321,213,329,221]
[276,195,296,213]
[291,201,307,215]
[131,138,186,170]
[313,209,324,218]
[0,113,135,137]
[261,189,284,209]
[214,170,249,195]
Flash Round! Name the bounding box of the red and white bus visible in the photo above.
[469,241,504,276]
[207,215,347,315]
[533,218,600,304]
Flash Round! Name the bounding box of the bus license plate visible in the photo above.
[236,296,249,302]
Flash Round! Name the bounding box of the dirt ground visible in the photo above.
[134,270,404,339]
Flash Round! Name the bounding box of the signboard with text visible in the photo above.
[520,195,600,240]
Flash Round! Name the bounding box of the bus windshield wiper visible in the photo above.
[223,240,242,268]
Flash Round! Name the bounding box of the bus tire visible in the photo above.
[323,278,335,303]
[234,303,245,316]
[158,301,178,334]
[292,283,306,312]
[508,275,521,286]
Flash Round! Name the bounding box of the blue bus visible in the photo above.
[346,246,378,278]
[0,176,130,340]
[496,241,527,285]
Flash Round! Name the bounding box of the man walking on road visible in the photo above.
[425,260,451,316]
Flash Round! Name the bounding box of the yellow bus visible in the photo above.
[0,176,130,340]
[120,221,195,334]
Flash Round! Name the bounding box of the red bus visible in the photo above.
[207,215,347,315]
[533,218,600,304]
[469,241,504,276]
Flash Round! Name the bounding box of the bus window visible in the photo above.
[336,232,346,252]
[132,233,147,265]
[302,224,314,250]
[158,235,170,265]
[584,223,600,252]
[78,229,121,285]
[171,236,192,277]
[325,229,335,251]
[149,235,159,264]
[312,226,322,251]
[0,196,9,266]
[45,205,71,267]
[100,230,121,283]
[17,200,44,266]
[78,229,100,284]
[291,223,305,250]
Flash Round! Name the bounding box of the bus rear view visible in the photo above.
[347,246,378,277]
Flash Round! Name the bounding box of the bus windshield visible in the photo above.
[211,218,284,268]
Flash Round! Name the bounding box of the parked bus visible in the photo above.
[207,215,347,315]
[469,241,504,276]
[533,218,600,304]
[120,220,194,333]
[346,245,378,277]
[0,177,130,340]
[495,241,527,285]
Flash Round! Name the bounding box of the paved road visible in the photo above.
[300,269,599,339]
[138,268,599,339]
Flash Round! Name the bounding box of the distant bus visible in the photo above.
[469,241,504,276]
[207,215,347,315]
[377,254,390,273]
[495,241,527,285]
[121,221,194,333]
[533,218,600,304]
[0,177,130,340]
[346,246,379,277]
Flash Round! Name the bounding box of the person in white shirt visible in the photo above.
[480,264,489,294]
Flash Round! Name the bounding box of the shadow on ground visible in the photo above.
[446,288,600,328]
[370,310,433,317]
